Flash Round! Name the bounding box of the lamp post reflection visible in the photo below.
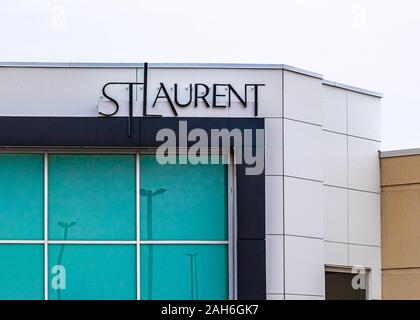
[56,221,77,300]
[185,248,199,300]
[140,188,166,300]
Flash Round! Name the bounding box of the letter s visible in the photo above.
[100,82,120,116]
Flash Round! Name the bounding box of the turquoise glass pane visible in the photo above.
[0,154,44,240]
[0,245,44,300]
[48,244,136,300]
[48,155,136,240]
[141,244,228,300]
[140,155,228,240]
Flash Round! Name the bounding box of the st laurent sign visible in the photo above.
[99,63,265,136]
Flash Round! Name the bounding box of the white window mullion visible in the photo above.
[228,150,236,300]
[136,152,141,300]
[44,152,49,301]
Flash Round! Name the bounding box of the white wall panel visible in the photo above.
[266,235,284,294]
[283,71,322,125]
[284,177,323,238]
[322,85,347,134]
[285,236,325,296]
[324,241,348,266]
[349,190,381,246]
[323,131,348,188]
[265,176,284,235]
[347,91,381,141]
[324,186,348,243]
[284,119,323,181]
[0,68,136,116]
[265,118,283,176]
[348,137,380,193]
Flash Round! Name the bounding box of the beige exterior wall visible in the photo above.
[381,154,420,299]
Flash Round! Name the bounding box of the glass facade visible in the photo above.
[0,153,230,300]
[0,244,44,300]
[140,155,228,241]
[0,154,44,240]
[48,154,136,240]
[48,244,137,300]
[141,245,228,300]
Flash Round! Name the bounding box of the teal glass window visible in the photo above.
[141,244,228,300]
[139,155,230,300]
[140,155,228,241]
[0,154,44,240]
[0,152,230,300]
[48,245,136,300]
[0,244,44,300]
[48,155,136,240]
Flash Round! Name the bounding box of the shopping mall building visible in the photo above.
[0,62,383,300]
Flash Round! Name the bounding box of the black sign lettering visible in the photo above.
[100,76,265,136]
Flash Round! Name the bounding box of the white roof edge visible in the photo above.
[152,63,325,79]
[0,62,383,97]
[0,62,144,68]
[323,79,383,98]
[380,148,420,158]
[0,61,324,78]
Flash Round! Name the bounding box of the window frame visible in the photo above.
[0,148,236,300]
[325,264,371,300]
